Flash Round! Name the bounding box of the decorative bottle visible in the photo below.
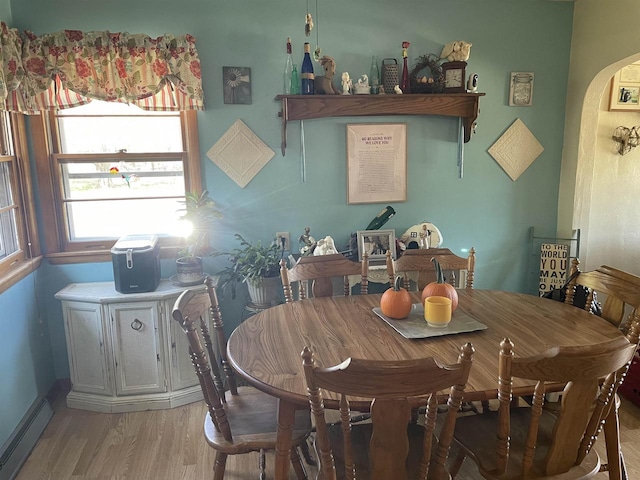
[301,42,315,95]
[283,37,294,94]
[365,206,396,230]
[400,41,411,94]
[369,55,380,95]
[290,64,300,95]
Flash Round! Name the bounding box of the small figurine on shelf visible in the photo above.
[341,72,352,95]
[394,85,403,94]
[353,75,370,94]
[314,236,338,256]
[400,41,411,93]
[299,226,317,256]
[314,55,339,94]
[467,73,479,93]
[439,40,472,62]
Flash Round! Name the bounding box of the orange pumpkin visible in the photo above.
[421,257,459,312]
[381,276,413,319]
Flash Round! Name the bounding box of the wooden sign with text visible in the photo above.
[539,243,569,295]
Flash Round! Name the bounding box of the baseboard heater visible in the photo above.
[0,397,53,480]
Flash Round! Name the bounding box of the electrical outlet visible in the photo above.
[276,232,290,251]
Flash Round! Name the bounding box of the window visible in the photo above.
[33,100,202,263]
[0,110,40,284]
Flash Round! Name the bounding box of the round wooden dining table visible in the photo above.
[226,289,623,479]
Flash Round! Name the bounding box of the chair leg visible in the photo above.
[299,438,317,466]
[213,451,227,480]
[603,405,623,480]
[259,448,266,480]
[449,450,466,479]
[621,450,628,480]
[291,446,308,480]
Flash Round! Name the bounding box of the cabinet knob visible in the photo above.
[131,318,143,331]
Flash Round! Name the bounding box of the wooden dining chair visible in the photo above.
[557,259,640,479]
[387,247,476,291]
[450,315,640,480]
[280,252,369,302]
[172,276,312,480]
[564,258,640,330]
[301,342,475,480]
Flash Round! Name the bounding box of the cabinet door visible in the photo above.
[62,301,112,395]
[110,302,166,395]
[167,299,200,391]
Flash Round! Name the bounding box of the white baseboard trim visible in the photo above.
[66,386,203,413]
[0,397,53,480]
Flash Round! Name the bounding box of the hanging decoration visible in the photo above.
[109,163,135,187]
[313,0,321,61]
[612,126,640,155]
[305,0,313,36]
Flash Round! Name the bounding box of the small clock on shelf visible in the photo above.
[441,61,467,93]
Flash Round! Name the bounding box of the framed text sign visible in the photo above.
[538,243,569,295]
[346,123,407,204]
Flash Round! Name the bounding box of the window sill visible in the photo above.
[46,246,181,265]
[0,256,43,294]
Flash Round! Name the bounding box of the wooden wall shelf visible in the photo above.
[275,92,484,155]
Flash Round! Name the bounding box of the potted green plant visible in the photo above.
[175,190,222,284]
[221,233,283,306]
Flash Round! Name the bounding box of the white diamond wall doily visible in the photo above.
[488,118,544,181]
[207,119,275,188]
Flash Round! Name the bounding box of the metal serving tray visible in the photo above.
[372,303,487,339]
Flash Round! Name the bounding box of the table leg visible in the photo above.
[275,398,296,480]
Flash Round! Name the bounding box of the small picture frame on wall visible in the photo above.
[609,63,640,111]
[223,66,252,105]
[356,229,396,263]
[509,72,534,106]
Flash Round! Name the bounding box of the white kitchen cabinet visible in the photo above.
[55,280,208,413]
[109,301,165,396]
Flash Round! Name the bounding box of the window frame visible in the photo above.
[32,109,202,264]
[0,111,42,292]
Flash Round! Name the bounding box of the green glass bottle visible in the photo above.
[370,55,380,94]
[365,206,396,230]
[290,64,300,95]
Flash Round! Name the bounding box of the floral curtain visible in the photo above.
[0,23,25,104]
[0,22,204,113]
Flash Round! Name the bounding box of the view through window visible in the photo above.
[53,101,188,242]
[0,112,19,262]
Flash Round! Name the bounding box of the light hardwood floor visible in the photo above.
[15,392,640,479]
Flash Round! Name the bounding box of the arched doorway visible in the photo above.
[574,54,640,275]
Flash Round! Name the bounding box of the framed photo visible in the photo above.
[346,123,407,204]
[509,72,534,107]
[223,66,252,105]
[357,229,396,263]
[609,64,640,111]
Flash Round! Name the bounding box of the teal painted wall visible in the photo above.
[0,0,10,22]
[0,0,574,451]
[0,273,54,444]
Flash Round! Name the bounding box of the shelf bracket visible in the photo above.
[458,117,464,179]
[279,97,289,156]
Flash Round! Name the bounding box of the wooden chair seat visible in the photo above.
[204,385,311,453]
[453,407,601,479]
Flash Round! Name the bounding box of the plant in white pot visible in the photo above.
[175,190,222,284]
[221,233,283,307]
